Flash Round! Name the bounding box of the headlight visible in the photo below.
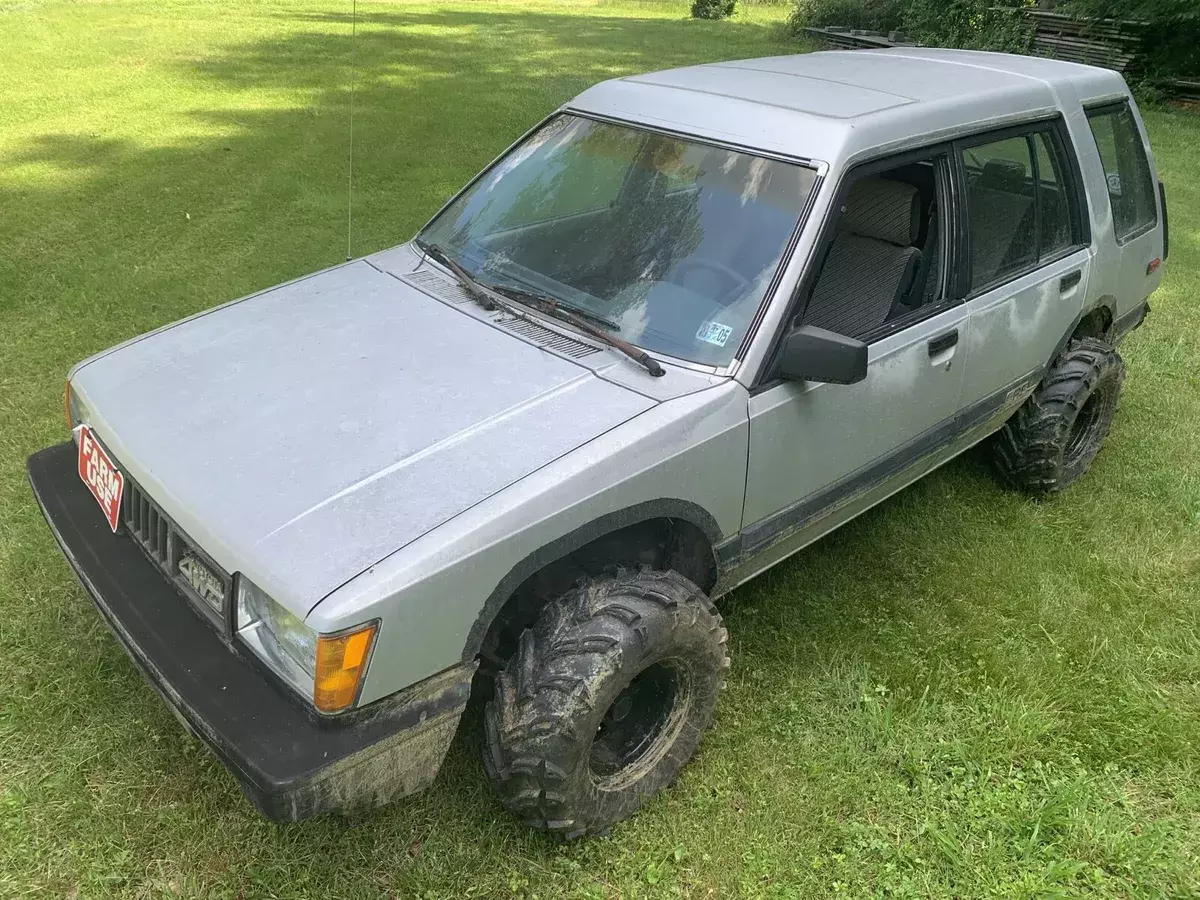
[236,576,377,714]
[237,576,317,676]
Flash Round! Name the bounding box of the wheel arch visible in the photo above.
[1053,295,1117,363]
[461,499,723,667]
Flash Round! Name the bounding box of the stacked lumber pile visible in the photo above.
[1158,79,1200,101]
[1020,9,1147,73]
[805,12,1198,99]
[803,26,919,51]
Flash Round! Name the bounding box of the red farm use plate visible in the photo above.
[77,425,124,532]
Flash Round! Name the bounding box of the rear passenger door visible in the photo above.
[954,120,1092,437]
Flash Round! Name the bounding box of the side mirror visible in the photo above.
[776,325,868,385]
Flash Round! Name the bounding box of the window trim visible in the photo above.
[954,115,1091,301]
[751,141,963,392]
[1083,99,1160,247]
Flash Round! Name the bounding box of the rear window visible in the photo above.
[1086,102,1157,242]
[962,136,1037,289]
[960,126,1081,292]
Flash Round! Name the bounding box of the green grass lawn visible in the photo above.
[1,0,1198,896]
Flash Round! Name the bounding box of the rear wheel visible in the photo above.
[483,569,729,838]
[991,337,1125,495]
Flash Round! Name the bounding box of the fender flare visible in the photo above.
[460,498,724,663]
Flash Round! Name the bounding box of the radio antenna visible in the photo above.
[345,0,357,261]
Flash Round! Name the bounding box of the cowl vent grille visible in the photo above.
[404,267,601,360]
[493,313,601,359]
[405,267,474,304]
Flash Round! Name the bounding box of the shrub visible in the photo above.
[903,0,1032,52]
[787,0,904,33]
[789,0,1196,79]
[1065,0,1198,23]
[691,0,738,19]
[788,0,1032,53]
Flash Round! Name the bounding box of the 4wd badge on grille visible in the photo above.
[178,555,224,611]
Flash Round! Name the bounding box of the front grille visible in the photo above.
[125,480,171,568]
[121,476,231,625]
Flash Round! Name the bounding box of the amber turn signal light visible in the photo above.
[313,622,377,713]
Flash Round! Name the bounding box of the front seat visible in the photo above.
[801,178,922,339]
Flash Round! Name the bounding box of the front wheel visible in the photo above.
[991,337,1126,495]
[483,569,729,838]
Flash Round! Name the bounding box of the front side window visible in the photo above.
[961,126,1082,292]
[419,115,818,366]
[800,155,946,341]
[1086,102,1157,242]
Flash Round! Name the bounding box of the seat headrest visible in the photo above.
[979,159,1028,195]
[838,177,921,246]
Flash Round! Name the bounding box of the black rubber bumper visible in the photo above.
[27,441,473,821]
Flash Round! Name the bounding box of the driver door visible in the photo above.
[738,149,969,571]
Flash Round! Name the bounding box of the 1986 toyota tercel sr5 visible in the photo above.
[29,49,1166,836]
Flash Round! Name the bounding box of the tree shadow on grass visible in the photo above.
[1,6,798,369]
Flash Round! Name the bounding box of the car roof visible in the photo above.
[568,49,1130,168]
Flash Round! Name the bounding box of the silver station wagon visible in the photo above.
[29,48,1166,836]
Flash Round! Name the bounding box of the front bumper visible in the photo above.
[27,441,474,822]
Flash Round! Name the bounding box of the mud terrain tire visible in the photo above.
[483,569,729,838]
[991,337,1125,495]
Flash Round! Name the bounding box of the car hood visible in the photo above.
[71,260,656,615]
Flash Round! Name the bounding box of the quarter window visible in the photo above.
[1086,102,1157,242]
[961,126,1082,292]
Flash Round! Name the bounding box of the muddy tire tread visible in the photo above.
[991,337,1125,495]
[483,569,728,838]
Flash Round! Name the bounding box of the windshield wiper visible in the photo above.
[507,292,664,377]
[415,238,508,312]
[415,239,665,378]
[488,284,620,332]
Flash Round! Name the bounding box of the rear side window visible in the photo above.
[1034,132,1073,258]
[1086,102,1157,242]
[961,126,1082,292]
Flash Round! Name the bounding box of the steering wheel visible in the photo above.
[667,259,750,303]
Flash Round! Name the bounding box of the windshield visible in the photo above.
[418,115,818,366]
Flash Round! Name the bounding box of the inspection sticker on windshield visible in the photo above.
[696,321,733,347]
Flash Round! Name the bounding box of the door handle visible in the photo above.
[928,329,959,357]
[1060,270,1082,292]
